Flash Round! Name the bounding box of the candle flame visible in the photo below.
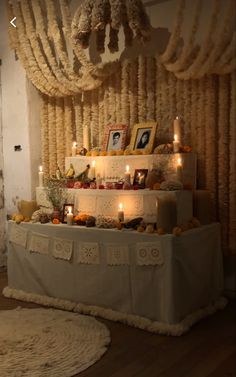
[174,134,178,141]
[92,160,96,167]
[119,203,123,210]
[177,157,182,165]
[126,165,130,173]
[72,141,77,148]
[68,206,72,214]
[175,116,179,120]
[39,165,43,172]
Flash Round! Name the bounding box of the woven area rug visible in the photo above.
[0,307,110,377]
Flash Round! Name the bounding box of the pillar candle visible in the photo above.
[83,125,90,151]
[118,203,124,222]
[173,134,180,153]
[176,157,183,183]
[124,165,131,185]
[38,166,44,187]
[72,141,77,157]
[91,160,96,179]
[96,173,102,187]
[173,116,181,144]
[66,207,74,225]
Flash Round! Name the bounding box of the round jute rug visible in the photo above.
[0,307,110,377]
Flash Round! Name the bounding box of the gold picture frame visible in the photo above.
[129,122,157,153]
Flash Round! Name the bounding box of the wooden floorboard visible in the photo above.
[0,271,235,377]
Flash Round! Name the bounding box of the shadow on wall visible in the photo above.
[121,27,171,60]
[89,27,171,64]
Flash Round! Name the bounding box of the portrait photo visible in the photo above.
[130,122,157,152]
[133,169,148,189]
[103,124,128,151]
[62,203,74,223]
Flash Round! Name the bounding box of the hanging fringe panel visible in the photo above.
[137,55,146,122]
[129,58,138,133]
[40,95,50,176]
[55,98,65,173]
[146,56,156,122]
[98,85,105,147]
[91,90,99,148]
[48,97,57,176]
[74,94,83,147]
[121,60,130,125]
[114,64,122,124]
[64,97,74,159]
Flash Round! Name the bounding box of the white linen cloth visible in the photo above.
[6,222,223,324]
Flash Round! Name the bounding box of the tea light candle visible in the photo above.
[38,166,44,187]
[83,125,90,151]
[118,203,124,222]
[66,206,74,225]
[72,141,77,157]
[176,157,183,183]
[173,116,181,144]
[173,134,180,153]
[124,165,131,185]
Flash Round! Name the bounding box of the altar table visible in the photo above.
[6,221,224,328]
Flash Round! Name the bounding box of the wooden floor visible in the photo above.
[0,271,235,377]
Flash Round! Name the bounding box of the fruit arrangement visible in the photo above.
[74,213,90,225]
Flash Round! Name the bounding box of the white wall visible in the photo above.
[0,2,31,213]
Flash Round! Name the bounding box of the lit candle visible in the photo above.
[88,160,96,180]
[173,134,180,153]
[71,141,77,157]
[66,206,74,225]
[38,166,44,187]
[124,165,131,185]
[83,125,90,151]
[173,116,181,145]
[176,157,183,183]
[118,203,124,222]
[91,160,96,179]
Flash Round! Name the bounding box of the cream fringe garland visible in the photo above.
[40,57,236,254]
[2,286,227,337]
[6,0,236,99]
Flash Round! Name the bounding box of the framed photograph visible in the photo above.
[62,203,74,223]
[103,124,128,152]
[130,122,157,152]
[133,169,148,189]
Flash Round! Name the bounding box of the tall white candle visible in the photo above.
[118,203,124,222]
[173,116,181,145]
[66,206,74,225]
[38,166,44,187]
[83,125,90,151]
[176,157,183,183]
[124,165,131,185]
[71,141,77,157]
[173,134,180,153]
[91,160,96,179]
